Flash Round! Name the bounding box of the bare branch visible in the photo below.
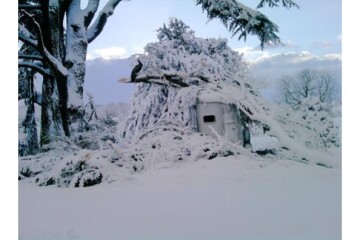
[87,0,123,43]
[18,61,51,77]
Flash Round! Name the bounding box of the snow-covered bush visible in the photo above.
[275,69,341,149]
[280,98,341,149]
[18,101,134,187]
[69,94,122,151]
[18,139,140,187]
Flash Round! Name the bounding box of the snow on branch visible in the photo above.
[135,74,190,88]
[87,0,123,43]
[195,0,281,49]
[18,25,38,49]
[120,73,210,88]
[18,33,38,50]
[256,0,299,9]
[18,61,51,77]
[83,0,101,27]
[20,10,68,77]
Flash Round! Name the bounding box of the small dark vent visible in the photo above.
[203,115,216,123]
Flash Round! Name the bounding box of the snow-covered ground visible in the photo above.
[19,150,341,240]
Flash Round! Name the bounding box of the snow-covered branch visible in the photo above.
[18,34,39,50]
[195,0,281,48]
[18,25,38,49]
[121,73,210,88]
[83,0,100,27]
[135,74,190,88]
[21,10,68,77]
[18,61,51,77]
[87,0,123,43]
[256,0,298,9]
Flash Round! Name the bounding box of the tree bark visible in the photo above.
[18,68,40,155]
[65,0,88,132]
[39,0,66,145]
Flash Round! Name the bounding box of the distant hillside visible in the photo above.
[84,57,135,104]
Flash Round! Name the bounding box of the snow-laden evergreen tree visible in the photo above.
[116,18,255,168]
[120,18,251,136]
[119,18,339,167]
[18,0,298,151]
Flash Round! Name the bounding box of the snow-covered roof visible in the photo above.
[197,90,228,104]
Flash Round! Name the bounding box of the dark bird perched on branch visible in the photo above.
[130,59,143,82]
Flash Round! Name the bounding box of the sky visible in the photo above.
[87,0,341,59]
[82,0,342,104]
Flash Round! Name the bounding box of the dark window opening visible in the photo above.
[203,115,216,123]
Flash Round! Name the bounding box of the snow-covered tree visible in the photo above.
[120,18,339,169]
[276,69,341,148]
[18,0,124,147]
[120,18,251,136]
[18,0,297,152]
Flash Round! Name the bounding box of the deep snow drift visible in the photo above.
[19,151,341,240]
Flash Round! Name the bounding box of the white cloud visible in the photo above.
[253,51,341,71]
[289,51,318,64]
[89,47,129,60]
[235,40,299,62]
[234,47,270,62]
[251,51,342,101]
[324,53,342,61]
[313,40,333,49]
